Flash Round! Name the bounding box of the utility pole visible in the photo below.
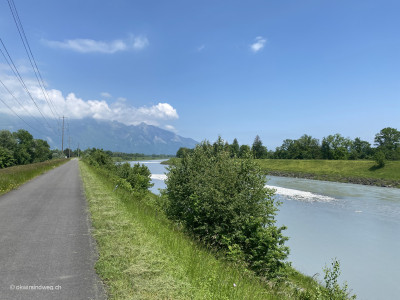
[60,116,66,156]
[68,136,71,158]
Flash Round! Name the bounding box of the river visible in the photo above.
[132,160,400,300]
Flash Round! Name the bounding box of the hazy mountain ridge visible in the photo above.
[0,114,197,154]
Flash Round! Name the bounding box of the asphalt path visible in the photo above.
[0,159,106,300]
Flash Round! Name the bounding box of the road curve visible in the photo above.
[0,159,106,300]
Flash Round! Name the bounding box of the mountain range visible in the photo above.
[0,114,198,155]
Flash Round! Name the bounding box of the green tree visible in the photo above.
[0,146,15,168]
[0,130,17,168]
[32,139,51,162]
[0,130,17,151]
[176,147,193,158]
[252,135,268,159]
[321,134,352,160]
[51,149,64,159]
[230,138,240,158]
[164,140,289,278]
[239,144,251,158]
[274,135,321,159]
[296,134,321,159]
[349,137,372,160]
[13,129,34,165]
[212,136,227,154]
[275,139,295,159]
[374,127,400,160]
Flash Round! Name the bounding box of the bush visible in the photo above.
[86,148,114,168]
[374,151,386,168]
[115,162,153,192]
[321,259,356,300]
[84,149,153,193]
[164,139,289,278]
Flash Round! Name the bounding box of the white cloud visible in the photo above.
[137,103,178,120]
[0,73,178,127]
[250,36,267,53]
[132,36,149,50]
[44,35,149,54]
[164,125,177,132]
[100,92,112,98]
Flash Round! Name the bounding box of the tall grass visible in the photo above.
[80,161,323,299]
[0,159,68,195]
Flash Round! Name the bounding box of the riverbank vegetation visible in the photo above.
[81,147,356,299]
[0,159,68,195]
[257,159,400,188]
[164,157,400,188]
[174,127,400,188]
[177,127,400,162]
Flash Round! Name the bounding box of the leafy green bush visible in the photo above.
[85,148,114,168]
[115,162,153,192]
[164,138,289,278]
[84,149,153,193]
[321,259,356,300]
[374,150,386,168]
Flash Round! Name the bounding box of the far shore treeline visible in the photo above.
[177,127,400,162]
[2,127,399,169]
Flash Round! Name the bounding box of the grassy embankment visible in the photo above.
[164,158,400,188]
[79,161,321,300]
[0,159,68,196]
[257,159,400,188]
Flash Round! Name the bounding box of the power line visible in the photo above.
[0,78,42,124]
[0,39,54,130]
[0,95,43,134]
[7,0,60,121]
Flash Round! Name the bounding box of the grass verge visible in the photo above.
[0,159,68,195]
[79,161,321,300]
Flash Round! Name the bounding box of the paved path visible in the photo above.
[0,159,106,300]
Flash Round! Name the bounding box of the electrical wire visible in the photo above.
[0,39,53,130]
[7,0,60,121]
[0,95,44,135]
[0,78,42,124]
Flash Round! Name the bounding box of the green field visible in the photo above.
[0,159,68,195]
[163,158,400,188]
[256,159,400,188]
[79,161,325,300]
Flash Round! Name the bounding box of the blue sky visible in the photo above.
[0,0,399,149]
